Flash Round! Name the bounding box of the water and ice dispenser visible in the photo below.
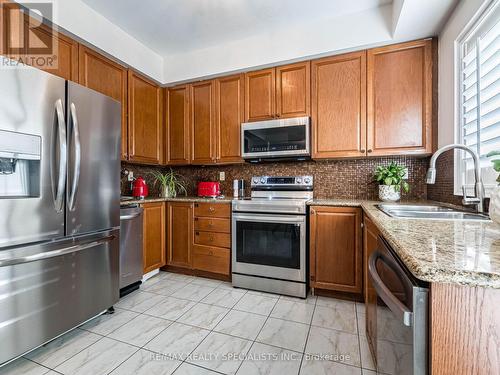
[0,129,41,198]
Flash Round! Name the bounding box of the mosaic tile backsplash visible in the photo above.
[122,156,430,200]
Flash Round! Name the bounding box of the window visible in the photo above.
[456,0,500,196]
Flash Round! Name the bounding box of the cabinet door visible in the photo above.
[167,202,193,269]
[24,17,78,81]
[167,85,190,165]
[245,68,275,122]
[128,70,162,164]
[191,80,216,164]
[142,202,166,274]
[215,74,244,164]
[309,206,362,293]
[1,1,24,57]
[78,46,128,160]
[276,62,310,119]
[363,215,379,359]
[312,51,366,159]
[367,39,434,156]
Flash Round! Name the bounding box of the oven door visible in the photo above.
[232,212,306,282]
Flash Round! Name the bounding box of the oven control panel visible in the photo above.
[251,176,313,187]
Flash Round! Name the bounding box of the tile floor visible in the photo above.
[0,271,376,375]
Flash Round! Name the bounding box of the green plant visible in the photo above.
[374,162,410,193]
[150,169,187,197]
[487,150,500,184]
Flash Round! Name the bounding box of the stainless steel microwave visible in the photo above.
[241,116,310,161]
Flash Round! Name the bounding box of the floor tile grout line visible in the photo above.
[232,293,279,375]
[297,302,317,375]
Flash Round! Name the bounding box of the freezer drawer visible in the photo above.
[0,229,119,365]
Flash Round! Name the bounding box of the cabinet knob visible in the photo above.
[209,235,214,242]
[195,231,199,236]
[194,218,198,221]
[367,149,373,153]
[194,203,199,208]
[310,209,315,215]
[209,207,215,212]
[276,114,280,118]
[209,250,214,256]
[360,149,365,153]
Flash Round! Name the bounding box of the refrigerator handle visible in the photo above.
[53,99,67,213]
[68,103,81,211]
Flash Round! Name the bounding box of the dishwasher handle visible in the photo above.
[120,212,142,220]
[368,250,414,327]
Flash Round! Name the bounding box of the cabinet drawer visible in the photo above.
[194,231,231,248]
[192,245,230,275]
[194,217,230,233]
[194,203,230,218]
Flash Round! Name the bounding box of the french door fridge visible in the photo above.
[0,64,121,365]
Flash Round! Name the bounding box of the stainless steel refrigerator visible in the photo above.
[0,64,121,366]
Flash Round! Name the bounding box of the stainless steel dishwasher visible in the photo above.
[368,237,429,375]
[120,205,144,296]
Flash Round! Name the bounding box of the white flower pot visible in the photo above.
[489,185,500,225]
[379,185,401,202]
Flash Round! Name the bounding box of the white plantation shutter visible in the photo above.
[457,1,500,195]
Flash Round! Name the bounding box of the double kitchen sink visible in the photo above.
[377,203,491,221]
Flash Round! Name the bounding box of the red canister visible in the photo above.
[132,177,149,199]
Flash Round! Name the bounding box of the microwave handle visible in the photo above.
[368,250,413,327]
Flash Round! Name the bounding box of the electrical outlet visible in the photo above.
[403,168,409,180]
[219,171,225,181]
[127,171,134,181]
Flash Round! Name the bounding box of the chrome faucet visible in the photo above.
[426,144,485,213]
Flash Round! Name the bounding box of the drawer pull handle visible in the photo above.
[209,236,214,242]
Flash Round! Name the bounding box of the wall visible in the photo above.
[429,0,490,207]
[438,0,489,147]
[122,156,429,201]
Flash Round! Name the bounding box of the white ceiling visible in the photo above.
[81,0,392,55]
[65,0,457,83]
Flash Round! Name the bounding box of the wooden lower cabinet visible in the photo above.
[192,202,231,277]
[166,202,193,269]
[142,202,166,274]
[363,214,379,358]
[309,206,362,293]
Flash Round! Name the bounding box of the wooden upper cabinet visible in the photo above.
[78,46,128,160]
[276,61,310,119]
[24,17,78,81]
[167,202,193,269]
[245,68,275,122]
[312,51,366,159]
[167,85,190,165]
[127,70,162,165]
[1,1,24,57]
[215,74,244,164]
[367,39,434,156]
[191,80,216,164]
[142,202,166,274]
[309,206,362,294]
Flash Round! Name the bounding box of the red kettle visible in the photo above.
[132,177,149,199]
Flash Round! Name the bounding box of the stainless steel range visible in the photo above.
[232,176,313,298]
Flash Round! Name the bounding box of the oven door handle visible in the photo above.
[368,250,413,327]
[232,213,305,224]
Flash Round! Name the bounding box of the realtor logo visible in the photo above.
[1,1,57,69]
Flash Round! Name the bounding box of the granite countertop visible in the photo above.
[309,199,500,289]
[120,196,234,205]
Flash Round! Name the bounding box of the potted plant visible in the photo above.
[150,169,188,198]
[374,162,410,202]
[487,151,500,224]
